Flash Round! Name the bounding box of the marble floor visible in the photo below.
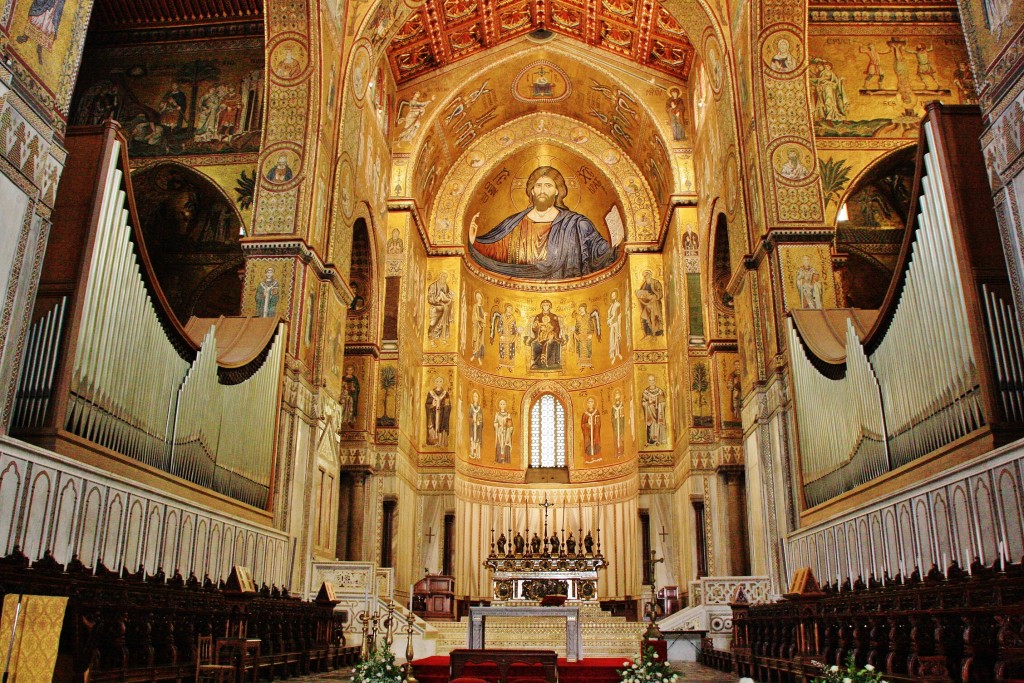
[289,662,738,682]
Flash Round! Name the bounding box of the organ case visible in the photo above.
[788,103,1024,512]
[10,122,284,510]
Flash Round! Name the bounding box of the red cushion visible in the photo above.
[460,663,501,683]
[450,678,491,683]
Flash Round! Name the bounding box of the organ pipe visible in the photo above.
[789,319,886,508]
[788,104,1023,509]
[11,123,284,510]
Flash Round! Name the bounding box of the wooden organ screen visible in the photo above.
[788,103,1024,510]
[10,123,285,510]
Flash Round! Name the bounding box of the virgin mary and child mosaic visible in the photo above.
[468,166,624,280]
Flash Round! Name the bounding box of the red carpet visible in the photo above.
[412,656,627,683]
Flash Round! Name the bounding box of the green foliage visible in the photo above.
[690,362,710,414]
[619,645,679,683]
[819,156,854,208]
[353,640,404,683]
[811,656,887,683]
[235,169,256,210]
[379,365,397,419]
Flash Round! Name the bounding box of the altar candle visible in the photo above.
[942,552,948,578]
[409,583,414,611]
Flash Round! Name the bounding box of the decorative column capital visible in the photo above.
[343,465,373,485]
[717,463,745,485]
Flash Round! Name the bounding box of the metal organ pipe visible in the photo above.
[787,109,1023,508]
[66,153,189,462]
[789,319,886,508]
[12,297,66,429]
[983,285,1024,423]
[870,121,981,469]
[215,335,283,507]
[19,134,284,510]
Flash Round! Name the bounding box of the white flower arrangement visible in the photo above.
[810,656,886,683]
[353,640,405,683]
[618,646,678,683]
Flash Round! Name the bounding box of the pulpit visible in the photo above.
[413,574,455,620]
[657,586,681,616]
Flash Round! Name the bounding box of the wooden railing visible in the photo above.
[700,561,1024,683]
[0,546,357,682]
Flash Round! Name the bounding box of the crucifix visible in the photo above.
[538,496,554,542]
[648,550,664,588]
[540,493,557,552]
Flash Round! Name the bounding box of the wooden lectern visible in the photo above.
[412,575,455,620]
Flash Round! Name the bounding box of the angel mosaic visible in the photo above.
[490,304,520,372]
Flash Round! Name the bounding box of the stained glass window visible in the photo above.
[530,394,566,468]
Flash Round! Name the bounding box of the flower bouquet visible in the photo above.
[353,640,405,683]
[810,656,888,683]
[618,645,679,683]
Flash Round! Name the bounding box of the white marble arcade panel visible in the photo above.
[786,439,1024,586]
[0,436,290,587]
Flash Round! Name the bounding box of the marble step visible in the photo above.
[425,611,646,658]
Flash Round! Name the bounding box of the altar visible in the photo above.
[486,555,606,602]
[484,498,608,604]
[468,606,583,661]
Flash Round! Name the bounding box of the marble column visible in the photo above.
[347,469,370,561]
[719,465,749,576]
[335,473,351,560]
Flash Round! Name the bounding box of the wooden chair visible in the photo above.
[197,635,236,683]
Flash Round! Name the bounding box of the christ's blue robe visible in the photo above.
[469,207,616,280]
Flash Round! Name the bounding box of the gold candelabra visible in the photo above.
[404,618,418,683]
[357,609,374,659]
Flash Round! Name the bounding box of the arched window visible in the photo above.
[529,394,567,468]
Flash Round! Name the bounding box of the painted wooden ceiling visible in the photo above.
[89,0,262,30]
[385,0,694,85]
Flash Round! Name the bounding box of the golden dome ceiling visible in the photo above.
[385,0,694,85]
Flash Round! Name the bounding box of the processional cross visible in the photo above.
[645,550,665,639]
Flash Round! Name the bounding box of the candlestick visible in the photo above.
[404,620,418,683]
